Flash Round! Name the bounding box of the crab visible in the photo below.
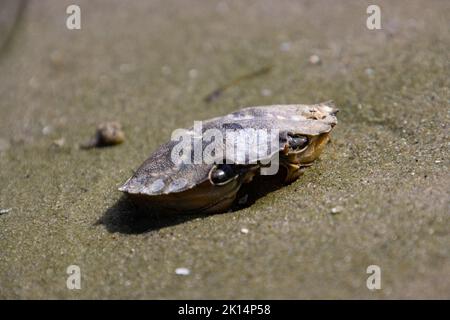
[119,102,338,213]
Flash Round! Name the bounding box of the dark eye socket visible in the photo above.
[210,164,238,185]
[288,134,309,151]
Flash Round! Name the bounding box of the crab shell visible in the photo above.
[119,102,338,213]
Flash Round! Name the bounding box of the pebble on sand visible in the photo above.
[0,208,12,215]
[42,126,53,135]
[330,206,344,215]
[81,122,125,149]
[52,138,65,148]
[175,267,191,276]
[309,54,321,65]
[240,228,249,234]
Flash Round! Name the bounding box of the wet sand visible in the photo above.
[0,0,449,298]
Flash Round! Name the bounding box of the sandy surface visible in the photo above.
[0,0,449,299]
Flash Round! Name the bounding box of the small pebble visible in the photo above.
[42,126,53,135]
[330,206,343,215]
[0,208,12,215]
[309,54,321,65]
[434,160,441,164]
[175,267,190,276]
[52,138,65,148]
[81,121,125,149]
[240,228,249,234]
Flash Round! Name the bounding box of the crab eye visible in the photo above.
[210,164,238,186]
[288,134,309,151]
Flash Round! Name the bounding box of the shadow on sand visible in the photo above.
[95,196,213,234]
[96,173,287,234]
